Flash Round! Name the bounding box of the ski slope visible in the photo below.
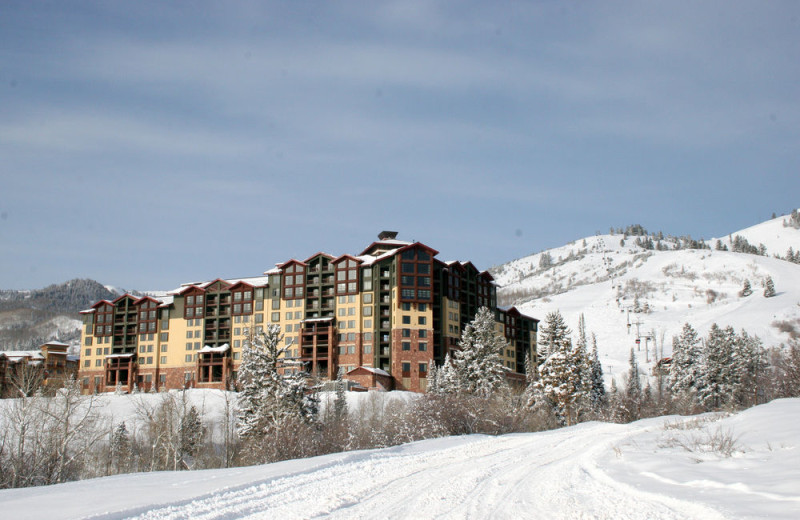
[1,398,798,520]
[492,214,800,384]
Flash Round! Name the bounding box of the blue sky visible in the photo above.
[1,1,798,291]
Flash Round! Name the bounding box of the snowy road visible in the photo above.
[3,399,798,520]
[100,425,725,520]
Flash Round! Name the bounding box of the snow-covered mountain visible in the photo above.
[491,213,800,385]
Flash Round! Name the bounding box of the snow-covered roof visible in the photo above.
[263,266,282,275]
[106,353,135,359]
[79,308,96,314]
[348,366,391,377]
[3,350,44,361]
[302,317,334,323]
[200,343,230,353]
[43,341,69,347]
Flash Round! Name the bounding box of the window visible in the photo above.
[185,354,193,362]
[160,332,169,341]
[363,293,373,304]
[364,332,373,341]
[255,314,264,323]
[419,330,427,338]
[84,337,92,346]
[401,362,411,373]
[161,356,167,364]
[347,332,356,341]
[161,345,168,352]
[419,362,428,373]
[186,342,193,351]
[364,319,372,328]
[95,359,102,367]
[348,320,355,329]
[419,316,426,325]
[402,329,411,337]
[294,311,302,319]
[419,342,427,351]
[363,306,372,316]
[402,315,411,324]
[84,360,90,367]
[347,345,355,354]
[402,342,411,351]
[401,302,411,311]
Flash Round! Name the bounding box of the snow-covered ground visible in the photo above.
[492,213,800,384]
[1,398,798,519]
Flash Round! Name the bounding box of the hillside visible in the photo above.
[1,397,797,519]
[491,213,800,384]
[0,279,121,351]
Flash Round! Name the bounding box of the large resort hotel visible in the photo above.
[78,232,538,393]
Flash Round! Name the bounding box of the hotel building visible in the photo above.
[78,232,538,393]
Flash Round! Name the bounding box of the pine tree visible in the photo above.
[739,279,753,297]
[426,362,440,394]
[333,374,348,423]
[588,333,606,411]
[764,276,776,297]
[178,405,204,470]
[237,324,317,454]
[622,348,642,421]
[446,307,509,398]
[668,323,702,397]
[110,421,131,474]
[731,330,768,407]
[697,324,736,410]
[534,310,590,425]
[435,352,459,394]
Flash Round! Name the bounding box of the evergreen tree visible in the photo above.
[333,374,348,423]
[668,323,702,397]
[731,331,768,407]
[109,421,131,474]
[446,307,509,398]
[697,324,736,409]
[764,276,776,297]
[538,311,572,359]
[588,333,606,411]
[739,279,753,297]
[237,324,317,455]
[178,405,204,469]
[435,353,459,394]
[426,362,440,394]
[621,348,642,421]
[534,310,590,425]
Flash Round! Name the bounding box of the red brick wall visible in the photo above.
[391,328,434,392]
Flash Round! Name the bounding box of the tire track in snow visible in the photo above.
[115,424,728,520]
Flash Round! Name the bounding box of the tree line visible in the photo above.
[2,309,800,489]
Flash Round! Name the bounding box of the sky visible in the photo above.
[1,1,798,291]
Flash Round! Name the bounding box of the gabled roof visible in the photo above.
[112,293,138,305]
[134,295,161,307]
[276,259,308,270]
[359,238,413,257]
[227,280,255,291]
[303,252,335,263]
[202,278,232,291]
[332,254,363,265]
[175,284,206,296]
[346,366,391,377]
[90,299,115,310]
